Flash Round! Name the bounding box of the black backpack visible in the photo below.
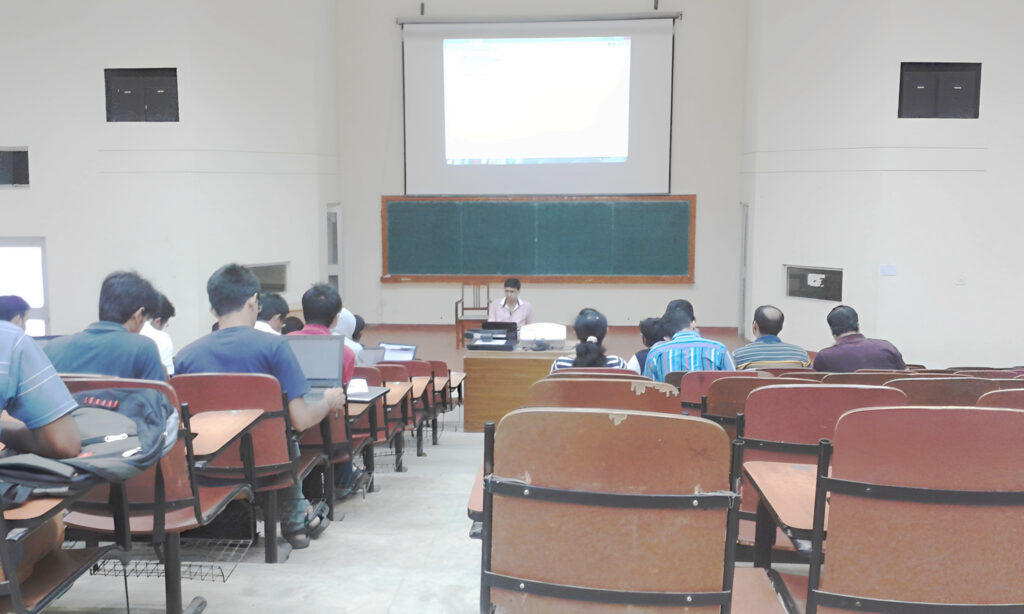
[0,387,179,509]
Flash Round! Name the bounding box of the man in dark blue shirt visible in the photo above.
[176,264,346,549]
[45,271,165,381]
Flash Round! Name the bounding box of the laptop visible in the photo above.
[284,336,346,389]
[379,343,417,361]
[358,346,386,365]
[482,321,518,341]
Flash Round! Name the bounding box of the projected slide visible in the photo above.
[443,36,630,166]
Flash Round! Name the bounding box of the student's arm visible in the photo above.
[287,388,346,432]
[1,414,81,458]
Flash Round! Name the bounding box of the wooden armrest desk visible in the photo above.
[188,409,263,464]
[743,461,826,568]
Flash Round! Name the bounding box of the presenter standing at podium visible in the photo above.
[488,278,533,330]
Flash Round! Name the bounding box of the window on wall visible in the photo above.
[0,150,29,186]
[105,68,180,122]
[0,238,50,335]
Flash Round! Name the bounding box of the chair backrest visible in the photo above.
[814,406,1024,610]
[743,384,908,456]
[954,369,1020,379]
[546,368,649,381]
[170,373,292,471]
[672,370,763,403]
[375,363,410,383]
[484,407,735,612]
[739,384,908,515]
[62,378,196,522]
[456,283,490,318]
[379,360,434,407]
[749,365,811,376]
[779,371,830,381]
[704,377,816,430]
[976,388,1024,409]
[883,377,1001,406]
[353,366,383,387]
[821,371,913,386]
[526,377,681,415]
[428,360,449,379]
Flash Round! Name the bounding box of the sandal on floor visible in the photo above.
[283,530,310,549]
[307,502,331,539]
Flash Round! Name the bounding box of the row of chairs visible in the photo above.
[0,355,466,614]
[476,368,1024,612]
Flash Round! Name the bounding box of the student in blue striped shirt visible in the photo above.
[644,302,734,381]
[732,305,810,370]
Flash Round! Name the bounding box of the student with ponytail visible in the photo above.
[549,308,629,373]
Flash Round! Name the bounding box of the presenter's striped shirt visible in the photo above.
[732,335,810,370]
[643,330,735,382]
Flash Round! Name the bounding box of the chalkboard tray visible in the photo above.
[381,195,695,283]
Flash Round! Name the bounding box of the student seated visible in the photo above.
[813,305,906,372]
[550,308,629,373]
[733,305,810,370]
[175,264,346,549]
[287,284,362,496]
[0,295,31,328]
[626,317,666,374]
[644,300,734,381]
[45,271,165,381]
[281,316,305,335]
[255,292,289,335]
[1,317,81,582]
[348,315,366,364]
[140,292,176,376]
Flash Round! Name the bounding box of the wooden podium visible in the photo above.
[462,349,567,432]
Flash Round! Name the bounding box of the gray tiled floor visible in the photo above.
[51,426,484,614]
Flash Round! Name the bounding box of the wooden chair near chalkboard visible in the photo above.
[454,283,491,349]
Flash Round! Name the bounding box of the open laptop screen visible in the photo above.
[380,342,417,361]
[284,336,346,387]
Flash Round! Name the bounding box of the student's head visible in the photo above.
[639,317,665,348]
[661,301,695,335]
[257,292,290,332]
[665,299,695,321]
[826,305,860,337]
[0,295,31,329]
[281,316,305,335]
[301,283,342,328]
[149,293,176,330]
[207,264,261,318]
[572,308,610,368]
[503,278,521,302]
[753,305,784,337]
[352,315,365,342]
[99,271,159,332]
[333,307,356,338]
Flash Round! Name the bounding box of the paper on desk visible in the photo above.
[348,378,369,393]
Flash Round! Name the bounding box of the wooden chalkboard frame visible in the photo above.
[380,195,696,284]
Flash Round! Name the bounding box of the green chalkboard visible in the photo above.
[381,195,695,283]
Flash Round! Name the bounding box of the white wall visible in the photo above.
[0,0,340,350]
[743,0,1024,367]
[336,0,749,328]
